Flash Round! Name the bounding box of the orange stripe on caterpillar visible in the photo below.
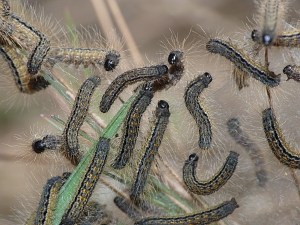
[206,38,280,87]
[62,75,101,165]
[134,198,239,225]
[100,65,168,113]
[61,137,110,223]
[48,47,121,71]
[0,45,49,94]
[184,72,212,149]
[112,82,154,169]
[183,151,239,195]
[130,100,170,204]
[262,108,300,169]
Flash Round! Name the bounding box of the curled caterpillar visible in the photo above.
[183,151,239,195]
[184,72,212,149]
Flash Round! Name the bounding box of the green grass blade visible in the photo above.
[52,90,139,224]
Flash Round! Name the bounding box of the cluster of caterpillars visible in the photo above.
[4,0,300,224]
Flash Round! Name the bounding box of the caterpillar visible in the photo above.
[114,196,142,221]
[206,38,280,87]
[112,82,154,169]
[152,50,184,92]
[183,151,239,195]
[47,47,121,71]
[262,107,300,169]
[184,72,212,149]
[31,135,63,154]
[130,100,170,204]
[253,0,289,46]
[134,197,239,225]
[0,44,50,94]
[10,13,50,75]
[62,75,101,165]
[99,65,168,113]
[227,118,268,187]
[25,173,71,225]
[283,64,300,82]
[61,137,110,224]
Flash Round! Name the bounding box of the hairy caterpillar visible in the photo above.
[112,82,154,169]
[99,65,168,113]
[134,198,239,225]
[62,75,101,165]
[206,38,280,87]
[47,47,120,71]
[183,151,239,195]
[227,118,268,187]
[184,72,212,149]
[130,100,170,204]
[262,108,300,169]
[0,45,50,94]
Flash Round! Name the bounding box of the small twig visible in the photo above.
[106,0,143,66]
[264,47,269,69]
[90,0,114,36]
[264,47,273,109]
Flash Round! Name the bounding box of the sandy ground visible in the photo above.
[1,0,300,224]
